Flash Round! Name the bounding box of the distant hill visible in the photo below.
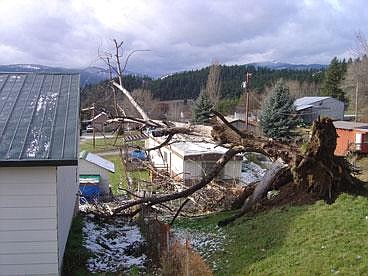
[149,63,325,100]
[250,61,326,71]
[1,62,326,102]
[0,64,111,87]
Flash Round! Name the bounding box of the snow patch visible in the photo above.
[82,216,147,273]
[20,64,41,70]
[172,226,228,270]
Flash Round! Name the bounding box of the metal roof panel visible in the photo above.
[294,96,331,110]
[80,151,115,172]
[0,72,80,163]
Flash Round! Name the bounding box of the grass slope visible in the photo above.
[80,136,144,153]
[104,154,126,195]
[176,194,368,275]
[80,137,124,153]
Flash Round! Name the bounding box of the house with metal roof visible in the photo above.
[333,121,368,155]
[0,72,80,275]
[146,135,242,184]
[79,151,115,196]
[294,96,344,123]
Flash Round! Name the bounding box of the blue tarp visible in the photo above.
[79,184,100,204]
[129,150,146,160]
[79,174,100,204]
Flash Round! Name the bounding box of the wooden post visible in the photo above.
[243,72,252,130]
[92,103,96,149]
[355,80,359,124]
[245,90,249,130]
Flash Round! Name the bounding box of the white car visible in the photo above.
[86,125,94,133]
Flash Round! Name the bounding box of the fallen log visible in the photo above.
[219,160,288,226]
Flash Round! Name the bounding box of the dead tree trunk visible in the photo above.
[219,160,288,226]
[295,118,362,202]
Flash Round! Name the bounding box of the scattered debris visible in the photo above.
[172,226,228,270]
[267,190,280,200]
[241,161,267,185]
[82,215,147,273]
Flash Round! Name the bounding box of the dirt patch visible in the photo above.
[258,182,319,211]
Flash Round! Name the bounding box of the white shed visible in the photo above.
[79,151,115,195]
[294,96,344,123]
[146,135,242,184]
[0,72,80,275]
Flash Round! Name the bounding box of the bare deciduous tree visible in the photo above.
[204,62,221,107]
[343,32,368,121]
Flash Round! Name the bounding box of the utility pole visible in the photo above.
[92,103,96,149]
[242,72,252,129]
[355,80,359,124]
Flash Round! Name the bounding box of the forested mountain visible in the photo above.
[0,64,111,86]
[123,64,324,100]
[0,63,324,102]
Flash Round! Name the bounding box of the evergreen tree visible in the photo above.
[321,57,347,103]
[192,90,213,123]
[259,81,298,139]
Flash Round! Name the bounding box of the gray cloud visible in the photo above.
[0,0,367,76]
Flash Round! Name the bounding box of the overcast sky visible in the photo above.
[0,0,367,76]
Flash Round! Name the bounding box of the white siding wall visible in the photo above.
[304,98,345,123]
[184,160,242,180]
[146,138,184,176]
[318,98,344,120]
[146,138,166,166]
[0,167,59,276]
[184,160,202,179]
[169,150,184,176]
[147,138,242,181]
[79,160,110,194]
[224,160,242,180]
[56,165,78,272]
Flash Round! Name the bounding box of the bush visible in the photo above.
[160,240,213,276]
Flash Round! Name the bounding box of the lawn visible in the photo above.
[80,137,124,153]
[103,154,150,196]
[175,193,368,275]
[104,154,127,195]
[80,137,145,153]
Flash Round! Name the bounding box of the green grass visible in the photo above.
[62,216,91,276]
[80,137,124,153]
[103,154,150,195]
[175,194,368,275]
[80,136,145,153]
[131,169,150,181]
[104,154,127,195]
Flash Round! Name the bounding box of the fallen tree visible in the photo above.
[96,39,365,225]
[105,115,365,227]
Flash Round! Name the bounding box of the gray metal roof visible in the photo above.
[294,96,331,111]
[333,121,368,131]
[0,72,80,166]
[80,151,115,172]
